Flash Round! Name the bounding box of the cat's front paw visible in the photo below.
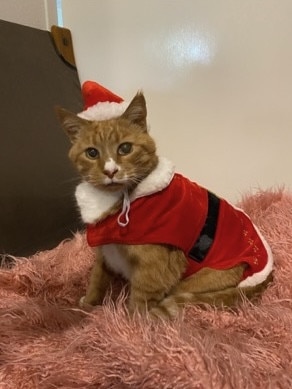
[149,297,179,320]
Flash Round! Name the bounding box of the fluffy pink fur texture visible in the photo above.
[0,188,292,388]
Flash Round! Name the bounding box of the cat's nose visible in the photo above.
[103,168,118,179]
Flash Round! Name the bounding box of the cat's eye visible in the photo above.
[118,142,133,156]
[85,147,99,159]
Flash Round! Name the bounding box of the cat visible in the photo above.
[56,92,273,319]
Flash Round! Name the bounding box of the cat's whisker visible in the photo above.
[60,176,83,185]
[129,175,149,185]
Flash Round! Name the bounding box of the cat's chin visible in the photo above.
[100,182,126,193]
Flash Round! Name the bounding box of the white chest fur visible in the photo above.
[101,244,131,280]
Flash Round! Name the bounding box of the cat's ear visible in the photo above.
[121,92,147,131]
[55,107,89,143]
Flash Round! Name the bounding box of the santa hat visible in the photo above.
[78,80,129,121]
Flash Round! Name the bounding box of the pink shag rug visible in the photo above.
[0,188,292,389]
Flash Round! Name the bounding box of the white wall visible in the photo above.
[0,0,58,30]
[62,0,292,201]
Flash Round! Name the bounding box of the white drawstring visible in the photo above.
[117,189,131,227]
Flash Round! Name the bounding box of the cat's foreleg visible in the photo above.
[79,247,113,308]
[127,244,186,315]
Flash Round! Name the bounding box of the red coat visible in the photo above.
[86,173,273,287]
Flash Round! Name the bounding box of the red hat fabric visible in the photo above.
[82,81,124,110]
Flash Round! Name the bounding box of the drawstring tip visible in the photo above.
[117,189,131,227]
[117,216,129,227]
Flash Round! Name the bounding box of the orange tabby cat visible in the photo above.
[57,92,273,319]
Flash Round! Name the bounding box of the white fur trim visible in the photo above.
[75,182,122,224]
[75,157,175,224]
[131,157,175,200]
[238,224,274,287]
[78,101,129,121]
[229,204,274,287]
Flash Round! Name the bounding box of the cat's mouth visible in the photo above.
[102,175,133,190]
[103,181,126,192]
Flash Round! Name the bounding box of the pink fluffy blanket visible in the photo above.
[0,189,292,388]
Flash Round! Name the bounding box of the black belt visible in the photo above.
[188,191,220,263]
